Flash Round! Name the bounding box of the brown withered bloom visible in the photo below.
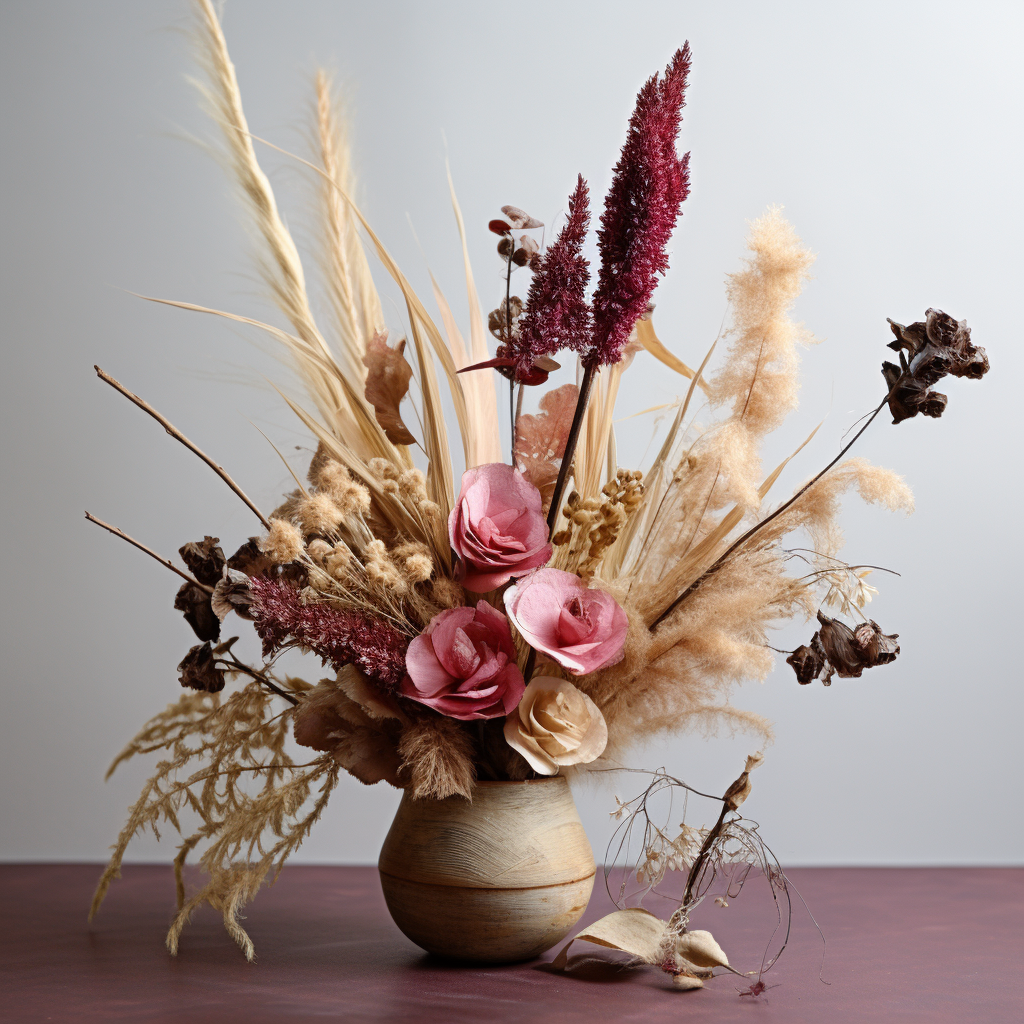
[226,537,274,578]
[172,536,228,641]
[788,610,900,686]
[176,641,226,693]
[882,309,989,423]
[211,568,254,621]
[178,536,225,585]
[174,581,220,642]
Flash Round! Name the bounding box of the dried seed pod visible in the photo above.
[501,205,543,229]
[512,248,531,267]
[488,218,512,235]
[497,236,513,259]
[675,930,730,969]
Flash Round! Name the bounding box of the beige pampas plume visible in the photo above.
[706,205,817,511]
[191,0,399,467]
[313,70,384,381]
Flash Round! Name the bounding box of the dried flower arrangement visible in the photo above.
[87,0,989,987]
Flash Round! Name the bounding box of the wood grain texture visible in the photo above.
[378,777,595,962]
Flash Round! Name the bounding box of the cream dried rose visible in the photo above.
[503,676,608,775]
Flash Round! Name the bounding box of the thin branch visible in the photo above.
[546,362,597,534]
[652,389,893,630]
[223,656,299,706]
[85,512,213,593]
[94,365,271,529]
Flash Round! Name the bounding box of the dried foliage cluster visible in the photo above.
[87,0,987,964]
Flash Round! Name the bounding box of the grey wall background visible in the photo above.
[1,0,1021,867]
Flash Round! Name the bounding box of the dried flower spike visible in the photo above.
[589,45,692,367]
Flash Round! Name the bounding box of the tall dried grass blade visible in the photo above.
[313,70,383,381]
[636,319,709,394]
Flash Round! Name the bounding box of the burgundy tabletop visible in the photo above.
[1,864,1020,1023]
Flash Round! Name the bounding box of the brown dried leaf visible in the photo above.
[362,330,416,445]
[514,383,579,510]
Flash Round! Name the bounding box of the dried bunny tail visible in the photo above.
[398,716,476,800]
[313,70,383,378]
[191,0,398,466]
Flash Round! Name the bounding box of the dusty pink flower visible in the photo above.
[401,602,525,720]
[449,463,552,592]
[504,568,628,675]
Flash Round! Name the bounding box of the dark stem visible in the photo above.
[651,390,893,630]
[223,656,300,706]
[546,362,597,534]
[682,801,730,910]
[505,242,516,464]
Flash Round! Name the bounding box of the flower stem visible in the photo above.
[546,362,597,535]
[651,388,894,630]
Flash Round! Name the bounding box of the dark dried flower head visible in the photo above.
[786,635,827,685]
[178,536,225,586]
[501,205,543,230]
[788,610,900,686]
[174,581,220,642]
[248,575,408,691]
[227,537,274,578]
[883,309,989,423]
[211,568,255,621]
[177,641,226,693]
[589,45,692,367]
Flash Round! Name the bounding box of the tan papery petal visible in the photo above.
[551,908,669,970]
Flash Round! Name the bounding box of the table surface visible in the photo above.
[2,864,1021,1023]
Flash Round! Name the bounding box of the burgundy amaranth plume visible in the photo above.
[248,575,408,690]
[588,44,692,367]
[507,175,593,381]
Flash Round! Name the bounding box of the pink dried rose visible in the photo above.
[449,463,552,592]
[401,602,526,720]
[504,568,628,675]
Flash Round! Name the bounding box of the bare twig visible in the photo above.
[652,390,892,629]
[222,656,300,706]
[94,366,271,530]
[85,512,213,593]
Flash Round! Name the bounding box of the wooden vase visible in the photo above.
[377,776,595,963]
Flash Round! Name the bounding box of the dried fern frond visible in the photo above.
[89,676,342,960]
